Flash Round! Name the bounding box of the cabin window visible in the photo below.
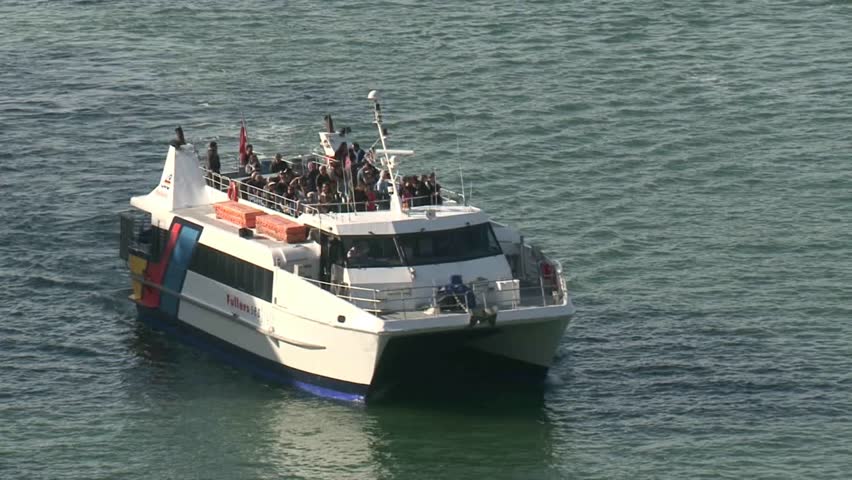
[339,236,404,269]
[332,223,503,269]
[189,243,273,302]
[396,223,502,266]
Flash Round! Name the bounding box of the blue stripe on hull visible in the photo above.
[160,223,202,317]
[135,305,369,402]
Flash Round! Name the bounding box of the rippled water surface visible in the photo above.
[2,1,851,478]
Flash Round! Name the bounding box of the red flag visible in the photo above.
[238,119,248,166]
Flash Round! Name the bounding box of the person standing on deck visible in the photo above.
[305,162,319,193]
[416,174,434,206]
[270,153,287,173]
[240,144,254,169]
[245,153,262,175]
[375,170,392,210]
[351,142,366,164]
[316,165,331,191]
[170,126,186,148]
[207,141,221,174]
[429,172,442,205]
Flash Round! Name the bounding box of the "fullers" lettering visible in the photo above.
[226,293,260,318]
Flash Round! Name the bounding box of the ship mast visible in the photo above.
[368,90,403,214]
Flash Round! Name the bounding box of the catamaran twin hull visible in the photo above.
[134,297,572,402]
[128,219,572,402]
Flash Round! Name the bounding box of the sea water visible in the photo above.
[1,1,851,478]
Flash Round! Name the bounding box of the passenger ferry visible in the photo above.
[119,91,575,402]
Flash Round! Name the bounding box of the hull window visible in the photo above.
[189,243,273,302]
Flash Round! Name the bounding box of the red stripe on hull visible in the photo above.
[140,223,182,308]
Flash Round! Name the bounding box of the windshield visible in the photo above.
[337,223,503,268]
[397,223,502,266]
[341,236,404,268]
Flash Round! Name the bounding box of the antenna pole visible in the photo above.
[368,90,402,214]
[453,112,466,205]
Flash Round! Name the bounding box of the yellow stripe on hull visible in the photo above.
[128,254,148,301]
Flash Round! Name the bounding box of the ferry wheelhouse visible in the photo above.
[119,91,575,401]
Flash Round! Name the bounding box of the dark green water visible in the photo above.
[2,1,851,478]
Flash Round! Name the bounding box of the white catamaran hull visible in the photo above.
[135,268,572,401]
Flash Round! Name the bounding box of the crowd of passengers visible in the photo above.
[207,141,442,215]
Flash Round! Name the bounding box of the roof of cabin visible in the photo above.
[298,205,489,236]
[165,200,491,268]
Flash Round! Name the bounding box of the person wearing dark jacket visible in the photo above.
[353,182,368,212]
[270,153,287,173]
[239,144,254,168]
[170,126,186,147]
[316,165,331,191]
[416,174,434,206]
[245,153,262,175]
[207,141,221,174]
[351,143,366,164]
[305,162,319,193]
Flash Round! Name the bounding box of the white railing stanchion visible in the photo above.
[432,285,438,316]
[481,284,488,311]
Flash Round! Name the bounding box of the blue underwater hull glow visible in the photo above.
[136,305,369,402]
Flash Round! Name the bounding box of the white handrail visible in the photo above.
[299,275,562,316]
[202,164,466,218]
[202,167,320,217]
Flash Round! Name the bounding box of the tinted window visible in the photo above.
[397,223,502,266]
[146,226,171,262]
[340,236,403,268]
[189,243,273,301]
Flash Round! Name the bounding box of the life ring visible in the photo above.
[227,181,239,201]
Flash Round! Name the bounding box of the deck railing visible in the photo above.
[302,271,565,320]
[200,159,467,217]
[204,169,320,217]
